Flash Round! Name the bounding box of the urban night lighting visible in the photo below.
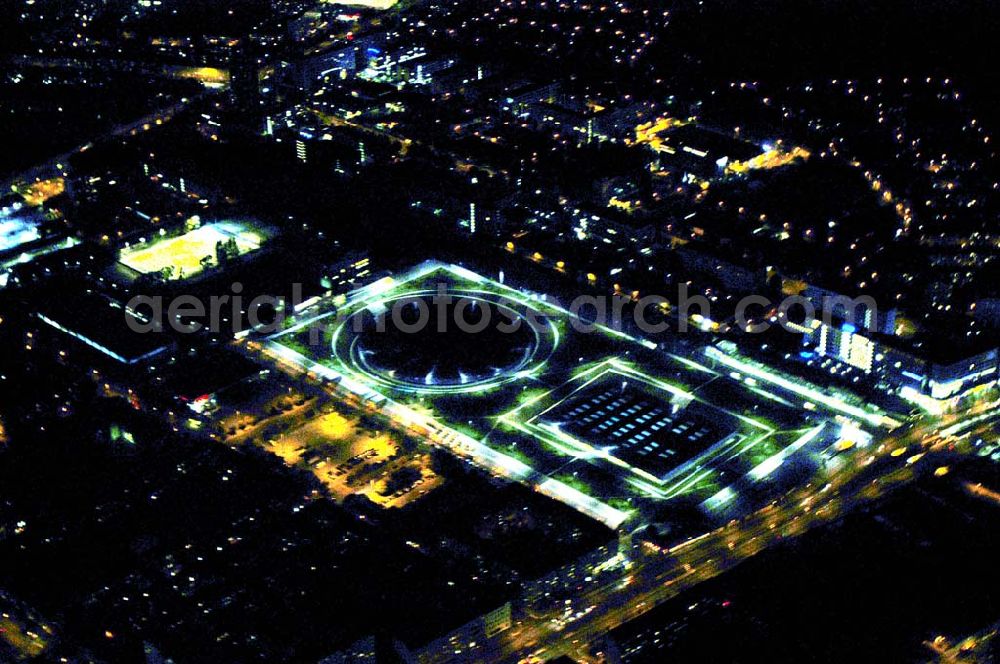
[2,4,998,662]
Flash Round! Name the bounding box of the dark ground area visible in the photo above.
[609,462,1000,663]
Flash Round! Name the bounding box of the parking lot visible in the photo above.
[266,408,443,506]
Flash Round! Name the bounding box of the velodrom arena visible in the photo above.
[265,261,890,528]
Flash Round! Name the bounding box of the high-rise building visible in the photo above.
[229,44,261,109]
